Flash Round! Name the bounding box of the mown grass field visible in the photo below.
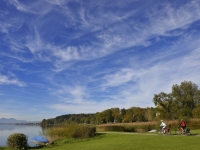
[1,130,200,150]
[32,130,200,150]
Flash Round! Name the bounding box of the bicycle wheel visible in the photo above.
[165,128,170,135]
[166,130,171,135]
[157,129,162,135]
[186,129,191,135]
[176,128,182,135]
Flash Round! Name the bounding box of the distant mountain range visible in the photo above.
[0,118,40,124]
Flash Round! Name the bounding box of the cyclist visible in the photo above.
[179,119,186,134]
[160,120,166,134]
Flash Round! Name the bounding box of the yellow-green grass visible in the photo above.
[1,130,200,150]
[30,130,200,150]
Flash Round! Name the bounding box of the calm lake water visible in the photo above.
[0,124,43,147]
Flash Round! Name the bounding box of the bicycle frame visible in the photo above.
[157,127,170,135]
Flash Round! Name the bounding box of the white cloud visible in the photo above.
[102,68,145,87]
[0,74,26,87]
[125,42,200,106]
[7,0,34,13]
[0,11,22,34]
[53,46,80,61]
[49,99,121,114]
[7,0,52,15]
[51,85,88,104]
[147,1,200,35]
[44,0,67,6]
[25,30,44,54]
[0,19,11,34]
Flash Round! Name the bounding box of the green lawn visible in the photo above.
[1,131,200,150]
[34,131,200,150]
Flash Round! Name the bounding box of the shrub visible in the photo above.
[124,125,135,132]
[66,123,96,139]
[7,133,28,150]
[46,123,96,140]
[96,123,157,132]
[99,125,125,132]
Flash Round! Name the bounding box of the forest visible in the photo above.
[40,81,200,126]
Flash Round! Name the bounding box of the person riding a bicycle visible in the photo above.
[160,120,166,133]
[179,119,186,134]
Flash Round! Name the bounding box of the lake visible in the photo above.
[0,124,44,147]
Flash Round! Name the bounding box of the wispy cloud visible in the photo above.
[147,1,200,35]
[96,1,200,51]
[44,0,67,6]
[7,0,52,15]
[49,99,121,114]
[25,29,44,54]
[51,85,88,104]
[7,0,35,13]
[3,0,200,71]
[102,68,145,87]
[0,74,26,87]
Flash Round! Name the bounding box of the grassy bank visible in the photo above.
[35,131,200,150]
[1,130,200,150]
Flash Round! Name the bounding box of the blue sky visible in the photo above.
[0,0,200,121]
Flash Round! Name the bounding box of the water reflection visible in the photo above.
[0,124,16,131]
[0,124,43,147]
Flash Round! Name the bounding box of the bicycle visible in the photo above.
[176,127,191,135]
[157,127,171,135]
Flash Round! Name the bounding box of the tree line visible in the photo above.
[41,81,200,126]
[40,107,156,126]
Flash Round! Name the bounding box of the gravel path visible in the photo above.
[97,131,199,136]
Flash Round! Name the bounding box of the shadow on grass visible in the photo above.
[168,133,198,136]
[28,145,46,149]
[96,132,106,136]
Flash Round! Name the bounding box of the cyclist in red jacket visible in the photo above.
[179,119,186,133]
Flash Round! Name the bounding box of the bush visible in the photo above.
[7,133,28,150]
[46,123,96,140]
[99,125,125,132]
[66,123,96,139]
[97,123,157,132]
